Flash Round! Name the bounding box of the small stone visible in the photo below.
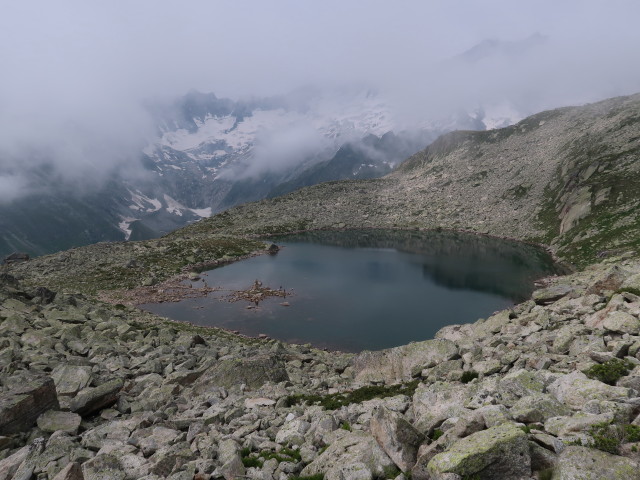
[244,397,276,408]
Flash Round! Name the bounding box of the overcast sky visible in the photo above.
[1,0,640,199]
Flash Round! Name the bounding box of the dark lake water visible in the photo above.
[141,230,565,352]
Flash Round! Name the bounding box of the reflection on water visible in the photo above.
[141,229,565,352]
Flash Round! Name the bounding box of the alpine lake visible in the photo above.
[141,229,566,352]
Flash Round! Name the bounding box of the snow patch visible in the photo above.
[190,207,212,218]
[118,217,138,241]
[163,194,186,216]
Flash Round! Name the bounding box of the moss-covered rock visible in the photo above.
[426,423,530,479]
[551,446,639,479]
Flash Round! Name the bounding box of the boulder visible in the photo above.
[547,371,631,409]
[427,423,531,480]
[602,311,640,335]
[2,252,29,265]
[545,412,614,436]
[9,438,45,480]
[70,378,124,416]
[193,354,288,393]
[218,439,245,480]
[51,365,92,396]
[352,339,458,384]
[275,417,311,446]
[412,382,473,433]
[128,426,181,456]
[301,431,397,480]
[370,406,424,472]
[510,394,572,423]
[551,446,639,479]
[0,376,59,434]
[468,310,512,339]
[0,446,29,480]
[37,410,82,435]
[81,454,126,480]
[51,462,84,480]
[533,285,574,305]
[496,369,545,407]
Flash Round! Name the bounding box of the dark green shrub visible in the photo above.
[588,422,623,454]
[625,424,640,442]
[430,428,444,441]
[584,358,633,385]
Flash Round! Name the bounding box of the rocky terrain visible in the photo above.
[177,92,640,269]
[4,251,640,479]
[2,93,640,479]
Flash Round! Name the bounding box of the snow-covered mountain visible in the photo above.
[0,85,523,258]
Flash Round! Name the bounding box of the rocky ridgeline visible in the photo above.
[181,93,640,268]
[3,253,640,479]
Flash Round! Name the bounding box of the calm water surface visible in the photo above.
[142,230,564,352]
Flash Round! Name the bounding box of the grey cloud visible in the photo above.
[1,0,640,201]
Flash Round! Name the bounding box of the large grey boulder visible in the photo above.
[301,431,397,480]
[51,365,92,397]
[217,438,245,480]
[0,376,59,434]
[275,417,311,446]
[193,354,288,393]
[70,378,124,416]
[510,393,572,423]
[412,382,474,433]
[426,423,531,480]
[352,339,458,384]
[37,410,82,435]
[547,371,631,409]
[602,310,640,334]
[496,369,545,407]
[551,446,639,479]
[533,285,574,305]
[370,406,424,472]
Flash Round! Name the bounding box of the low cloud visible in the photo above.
[220,122,331,180]
[1,0,640,202]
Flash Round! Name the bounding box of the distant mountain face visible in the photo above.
[0,84,524,258]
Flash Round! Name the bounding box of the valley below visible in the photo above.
[2,93,640,479]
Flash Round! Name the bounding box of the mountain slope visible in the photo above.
[182,93,640,268]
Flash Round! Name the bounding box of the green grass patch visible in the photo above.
[288,475,324,480]
[285,380,420,410]
[340,422,352,432]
